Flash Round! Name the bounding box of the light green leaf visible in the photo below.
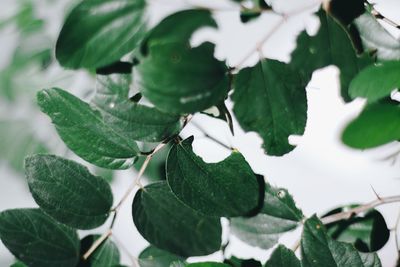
[25,154,113,229]
[232,59,309,156]
[301,216,381,267]
[56,0,146,69]
[231,182,303,249]
[78,235,120,267]
[93,73,183,142]
[139,246,185,267]
[0,208,80,267]
[137,10,229,114]
[342,102,400,149]
[265,245,301,267]
[132,181,222,257]
[166,136,261,217]
[37,88,139,169]
[349,61,400,102]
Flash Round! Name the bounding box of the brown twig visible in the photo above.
[83,229,112,260]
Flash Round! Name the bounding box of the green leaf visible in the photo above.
[231,182,303,249]
[166,136,261,217]
[37,88,139,169]
[290,9,373,102]
[93,73,183,142]
[25,154,113,229]
[139,246,185,267]
[323,206,390,252]
[326,0,365,25]
[137,10,230,114]
[78,235,120,267]
[223,256,262,266]
[349,61,400,102]
[170,261,187,267]
[265,245,301,267]
[56,0,146,69]
[134,143,171,182]
[301,216,381,267]
[342,101,400,149]
[0,121,47,173]
[132,181,222,257]
[232,59,309,156]
[10,261,27,267]
[187,263,230,267]
[359,253,382,267]
[0,208,80,267]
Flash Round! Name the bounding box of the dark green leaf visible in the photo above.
[137,10,229,114]
[10,261,27,267]
[349,61,400,102]
[139,246,185,267]
[290,9,373,101]
[231,182,303,249]
[342,101,400,149]
[224,256,262,267]
[25,154,113,229]
[326,0,365,25]
[132,181,222,257]
[323,206,390,252]
[265,245,301,267]
[301,216,381,267]
[78,235,120,267]
[166,136,261,217]
[232,59,309,156]
[0,208,80,267]
[37,88,139,169]
[56,0,146,69]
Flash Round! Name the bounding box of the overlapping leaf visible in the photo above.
[265,245,301,267]
[78,235,120,267]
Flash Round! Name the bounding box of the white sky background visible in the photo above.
[1,0,400,266]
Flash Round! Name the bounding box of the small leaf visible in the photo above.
[265,245,301,267]
[0,208,80,267]
[37,88,139,169]
[132,181,222,257]
[25,154,113,229]
[231,182,303,249]
[139,246,185,267]
[78,235,120,267]
[349,61,400,102]
[342,101,400,149]
[56,0,146,69]
[233,59,309,156]
[166,136,261,217]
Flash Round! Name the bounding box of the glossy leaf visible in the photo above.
[132,181,222,257]
[0,209,80,267]
[342,102,400,149]
[301,216,381,267]
[37,88,139,169]
[56,0,146,69]
[233,59,309,156]
[166,136,261,217]
[137,10,229,114]
[265,245,301,267]
[139,246,185,267]
[78,235,120,267]
[349,61,400,102]
[231,182,303,249]
[25,154,113,229]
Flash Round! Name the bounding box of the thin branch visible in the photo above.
[191,121,234,150]
[367,1,400,29]
[394,209,400,257]
[291,238,301,252]
[83,229,112,260]
[321,195,400,225]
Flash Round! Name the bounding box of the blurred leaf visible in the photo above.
[265,245,300,267]
[10,261,27,267]
[134,143,171,182]
[78,235,120,267]
[139,246,185,267]
[224,256,262,266]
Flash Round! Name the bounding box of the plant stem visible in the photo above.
[83,229,112,260]
[366,1,400,29]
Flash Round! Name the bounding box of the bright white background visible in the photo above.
[1,0,400,266]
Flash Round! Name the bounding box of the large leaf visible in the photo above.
[231,183,303,249]
[132,181,222,257]
[0,208,80,267]
[56,0,146,69]
[290,9,373,101]
[166,136,261,217]
[232,59,309,156]
[37,88,139,169]
[92,73,183,142]
[25,154,113,229]
[139,246,185,267]
[349,61,400,102]
[342,101,400,149]
[301,216,381,267]
[264,245,301,267]
[78,235,120,267]
[137,10,229,114]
